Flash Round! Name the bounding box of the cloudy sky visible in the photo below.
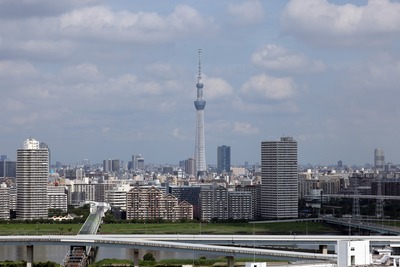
[1,0,400,166]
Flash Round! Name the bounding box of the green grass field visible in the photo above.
[97,221,339,235]
[0,221,341,236]
[0,223,82,235]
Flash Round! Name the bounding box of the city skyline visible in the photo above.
[1,1,400,166]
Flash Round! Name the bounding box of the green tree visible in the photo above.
[143,252,155,262]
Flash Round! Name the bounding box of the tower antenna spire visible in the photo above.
[198,48,202,82]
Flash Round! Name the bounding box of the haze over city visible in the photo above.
[1,0,400,166]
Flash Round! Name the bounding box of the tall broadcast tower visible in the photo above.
[194,49,206,178]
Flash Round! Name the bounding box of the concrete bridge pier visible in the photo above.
[226,256,235,267]
[133,249,139,267]
[26,245,33,267]
[319,244,328,254]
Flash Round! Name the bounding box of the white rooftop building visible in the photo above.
[337,240,371,266]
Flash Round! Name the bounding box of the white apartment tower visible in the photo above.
[16,138,49,220]
[261,137,298,219]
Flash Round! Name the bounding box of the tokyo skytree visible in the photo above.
[194,49,206,178]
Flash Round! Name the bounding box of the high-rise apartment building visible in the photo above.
[199,184,253,221]
[16,138,49,220]
[194,49,207,178]
[261,137,298,219]
[217,145,231,174]
[199,185,228,221]
[228,191,253,220]
[236,184,261,220]
[374,148,385,171]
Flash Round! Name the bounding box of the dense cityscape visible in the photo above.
[1,136,399,223]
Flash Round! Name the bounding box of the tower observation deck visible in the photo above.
[194,49,206,178]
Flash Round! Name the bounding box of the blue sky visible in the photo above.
[1,0,400,166]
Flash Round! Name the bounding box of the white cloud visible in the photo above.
[241,73,296,100]
[20,40,75,58]
[233,122,259,135]
[59,5,215,43]
[0,0,99,18]
[4,99,25,112]
[203,76,233,100]
[145,63,175,78]
[61,63,104,82]
[232,96,299,114]
[282,0,400,46]
[0,60,38,77]
[228,0,264,25]
[207,120,232,133]
[172,127,186,139]
[251,44,325,73]
[347,58,400,91]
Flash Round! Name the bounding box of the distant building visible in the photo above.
[105,190,127,210]
[217,145,231,174]
[168,185,201,219]
[16,138,49,220]
[374,149,385,171]
[39,142,50,166]
[126,186,193,221]
[228,191,253,220]
[184,158,196,176]
[236,184,261,220]
[0,160,16,178]
[103,159,120,172]
[47,185,67,212]
[9,187,16,211]
[65,181,116,207]
[199,185,228,221]
[105,186,130,210]
[199,184,253,221]
[231,167,246,176]
[132,154,145,170]
[0,183,10,220]
[261,137,298,219]
[298,176,318,199]
[337,160,343,169]
[112,159,120,172]
[163,166,174,175]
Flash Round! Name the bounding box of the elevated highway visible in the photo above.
[325,194,400,200]
[0,234,337,261]
[8,234,400,266]
[323,217,400,235]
